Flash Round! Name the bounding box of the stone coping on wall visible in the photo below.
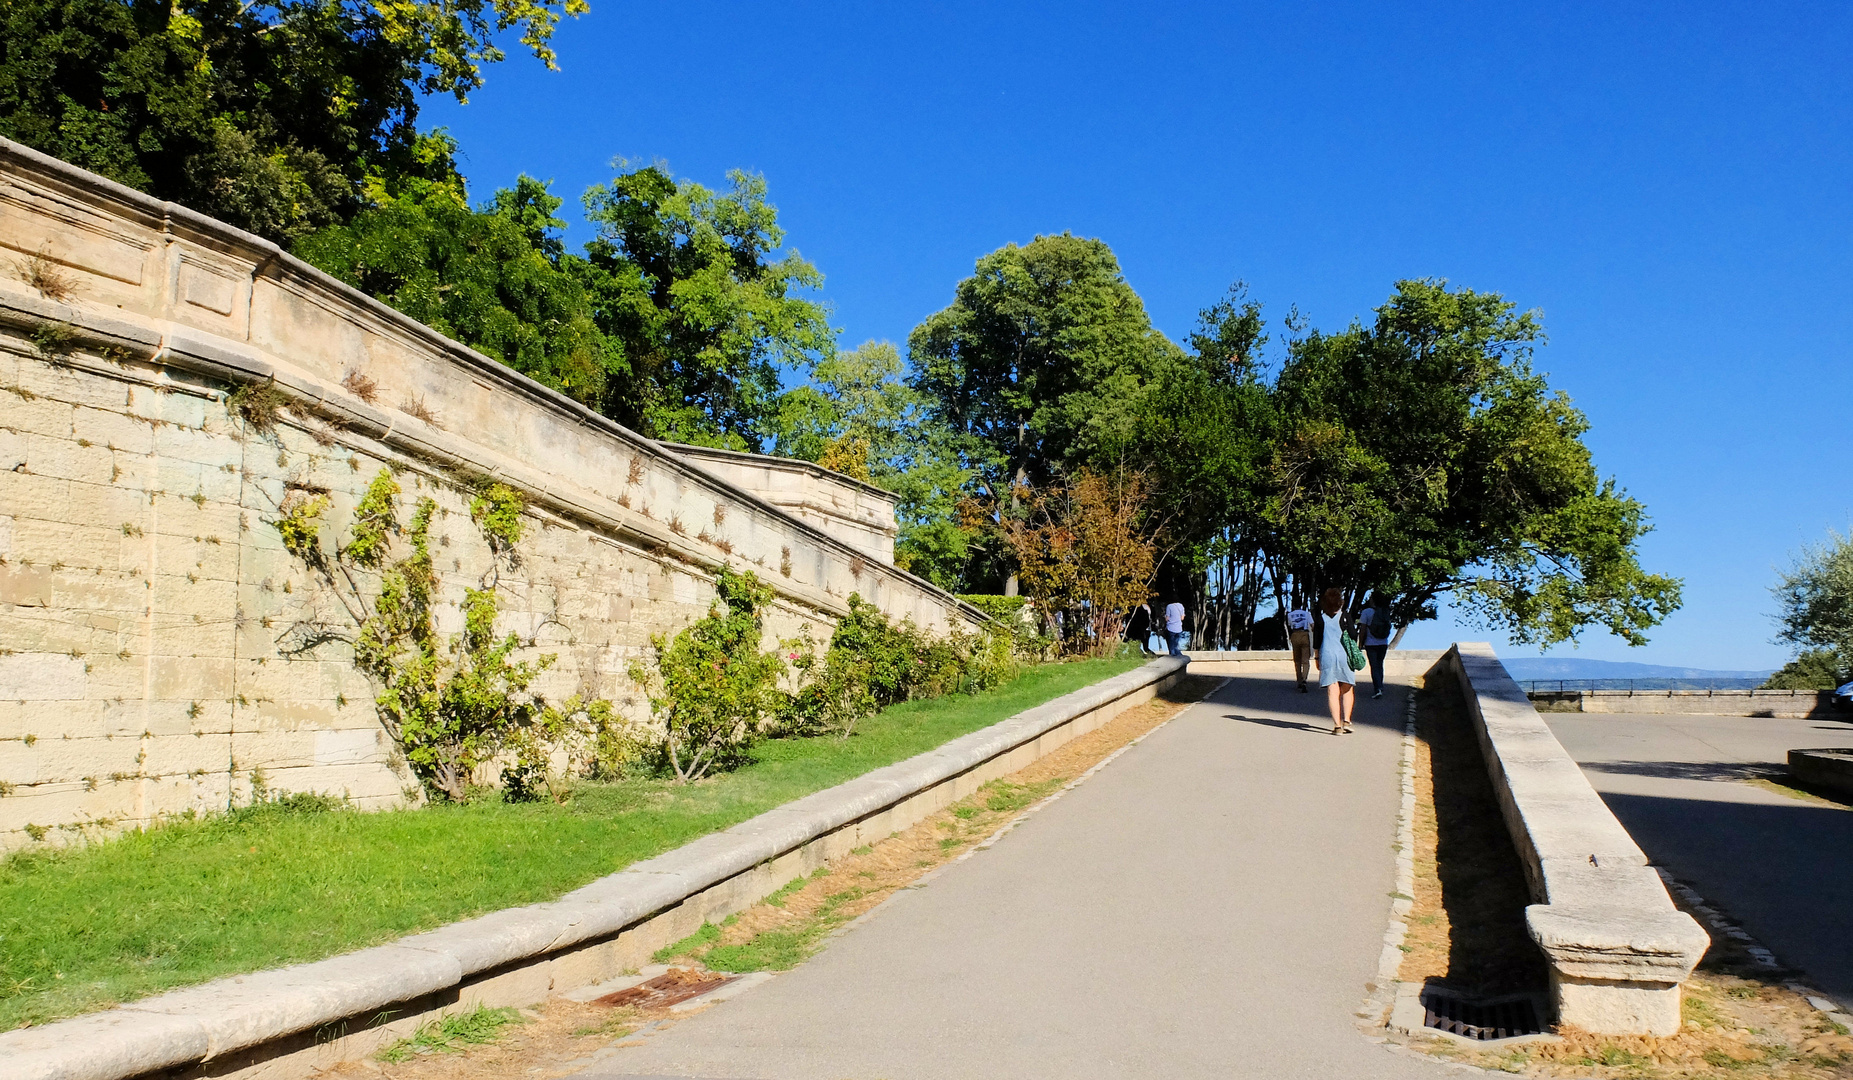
[1185,648,1448,668]
[0,135,979,634]
[0,656,1189,1080]
[1430,643,1709,1036]
[1529,688,1835,719]
[661,441,902,508]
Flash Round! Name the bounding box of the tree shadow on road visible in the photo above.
[1582,760,1779,782]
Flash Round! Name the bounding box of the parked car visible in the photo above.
[1835,681,1853,713]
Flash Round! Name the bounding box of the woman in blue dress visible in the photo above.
[1309,586,1358,735]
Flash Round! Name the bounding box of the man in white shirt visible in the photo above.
[1163,601,1185,657]
[1286,606,1314,692]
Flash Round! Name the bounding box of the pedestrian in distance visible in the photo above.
[1163,599,1186,657]
[1286,603,1314,692]
[1311,586,1358,734]
[1125,600,1153,654]
[1360,591,1394,699]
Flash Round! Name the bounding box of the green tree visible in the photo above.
[0,0,583,244]
[765,341,975,588]
[1761,649,1847,691]
[1123,284,1281,643]
[909,233,1186,496]
[1268,279,1681,647]
[1767,529,1853,686]
[296,169,615,406]
[576,165,835,446]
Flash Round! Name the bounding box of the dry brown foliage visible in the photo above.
[998,468,1161,652]
[341,368,381,404]
[402,395,439,426]
[20,248,75,303]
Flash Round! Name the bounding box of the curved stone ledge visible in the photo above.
[1429,644,1709,1036]
[0,656,1188,1080]
[1788,747,1853,798]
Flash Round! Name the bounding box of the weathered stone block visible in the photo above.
[73,404,156,455]
[150,655,233,699]
[0,392,75,439]
[0,651,87,699]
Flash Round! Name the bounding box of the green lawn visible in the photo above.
[0,656,1144,1029]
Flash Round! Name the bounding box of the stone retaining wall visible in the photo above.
[1529,688,1834,719]
[0,656,1188,1080]
[0,137,982,847]
[1430,643,1709,1036]
[1186,648,1446,676]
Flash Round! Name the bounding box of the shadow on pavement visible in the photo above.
[1582,760,1780,782]
[1221,712,1331,734]
[1209,673,1408,734]
[1599,789,1853,1004]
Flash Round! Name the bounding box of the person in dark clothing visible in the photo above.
[1360,591,1393,699]
[1125,602,1153,653]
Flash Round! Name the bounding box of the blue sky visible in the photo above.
[425,1,1853,671]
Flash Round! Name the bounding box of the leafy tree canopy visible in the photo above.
[0,0,583,243]
[296,166,615,407]
[1768,529,1853,683]
[909,233,1186,495]
[764,341,975,589]
[577,166,834,447]
[1264,279,1681,646]
[294,161,831,446]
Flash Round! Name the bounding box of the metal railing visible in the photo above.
[1518,678,1770,693]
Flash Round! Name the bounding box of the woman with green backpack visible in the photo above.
[1311,586,1365,735]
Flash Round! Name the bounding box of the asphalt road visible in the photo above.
[1544,710,1853,1004]
[582,670,1452,1080]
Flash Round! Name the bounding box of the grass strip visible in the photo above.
[378,1005,527,1063]
[0,656,1144,1030]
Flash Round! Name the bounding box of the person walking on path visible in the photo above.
[1311,587,1357,734]
[1125,601,1153,654]
[1162,600,1186,657]
[1286,604,1314,692]
[1360,592,1393,700]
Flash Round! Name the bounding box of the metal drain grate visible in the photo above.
[593,968,736,1009]
[1422,990,1547,1041]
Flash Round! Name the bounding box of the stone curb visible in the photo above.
[0,656,1186,1080]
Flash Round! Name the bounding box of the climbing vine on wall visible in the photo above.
[273,468,577,802]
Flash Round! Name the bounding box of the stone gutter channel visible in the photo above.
[4,656,1188,1080]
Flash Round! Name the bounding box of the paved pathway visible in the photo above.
[1545,710,1853,1003]
[584,670,1452,1079]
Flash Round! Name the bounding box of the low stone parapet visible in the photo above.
[0,656,1188,1080]
[1185,647,1446,676]
[1431,644,1709,1035]
[1788,748,1853,798]
[1530,688,1834,718]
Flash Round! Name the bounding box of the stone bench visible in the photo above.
[1431,644,1709,1035]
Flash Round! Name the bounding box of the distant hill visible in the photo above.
[1498,657,1775,682]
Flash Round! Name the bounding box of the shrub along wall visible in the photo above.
[0,137,984,848]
